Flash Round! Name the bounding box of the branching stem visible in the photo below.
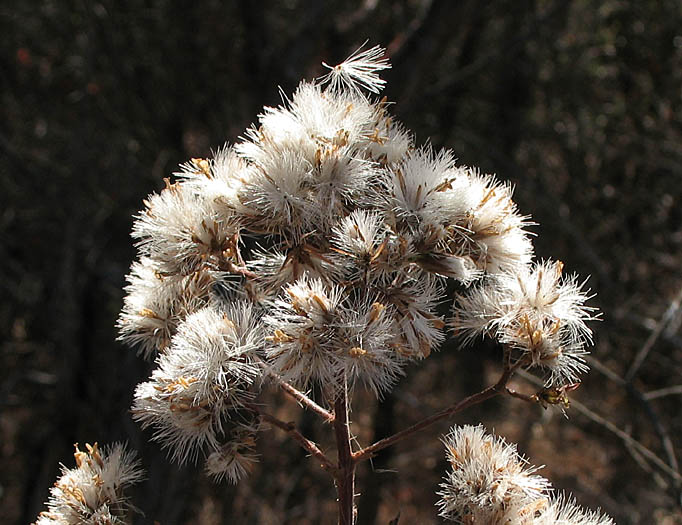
[250,404,336,473]
[258,358,335,421]
[277,378,335,422]
[352,361,520,462]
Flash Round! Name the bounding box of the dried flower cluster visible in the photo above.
[438,426,613,525]
[115,44,598,480]
[34,443,142,525]
[86,43,609,523]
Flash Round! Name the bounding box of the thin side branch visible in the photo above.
[644,385,682,400]
[277,376,334,422]
[259,359,334,421]
[251,405,336,474]
[586,356,681,480]
[516,369,682,484]
[571,398,682,483]
[625,285,682,382]
[506,387,536,403]
[353,363,518,462]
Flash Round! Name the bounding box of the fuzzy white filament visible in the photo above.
[34,443,143,525]
[321,43,391,94]
[537,494,614,525]
[451,260,597,385]
[117,257,216,358]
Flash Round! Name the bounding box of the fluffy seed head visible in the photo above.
[438,425,550,525]
[132,183,241,275]
[204,426,259,484]
[263,277,344,388]
[452,260,598,385]
[34,443,143,525]
[132,303,262,464]
[438,426,614,525]
[117,257,216,358]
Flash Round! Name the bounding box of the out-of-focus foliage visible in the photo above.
[2,1,681,524]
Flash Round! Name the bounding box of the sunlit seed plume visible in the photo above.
[321,43,391,95]
[177,146,254,216]
[536,494,615,525]
[263,277,345,388]
[448,170,534,274]
[132,182,242,276]
[437,425,550,525]
[117,257,216,358]
[438,426,614,525]
[204,427,260,484]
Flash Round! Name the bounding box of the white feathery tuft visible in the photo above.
[321,43,391,95]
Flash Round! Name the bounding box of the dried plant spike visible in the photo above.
[111,40,606,525]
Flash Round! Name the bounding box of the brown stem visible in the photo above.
[276,376,334,422]
[506,387,536,403]
[333,378,356,525]
[258,359,335,422]
[251,405,336,473]
[353,364,518,462]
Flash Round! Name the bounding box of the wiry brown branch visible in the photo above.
[352,362,520,462]
[258,359,334,421]
[276,377,334,422]
[517,369,682,484]
[625,285,682,382]
[644,385,682,400]
[249,404,336,474]
[585,356,681,484]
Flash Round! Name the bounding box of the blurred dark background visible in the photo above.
[2,1,681,523]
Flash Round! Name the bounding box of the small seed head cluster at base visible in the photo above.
[34,443,143,525]
[438,426,613,525]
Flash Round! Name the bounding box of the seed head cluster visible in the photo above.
[438,426,613,525]
[116,45,598,484]
[34,443,142,525]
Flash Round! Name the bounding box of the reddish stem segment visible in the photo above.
[259,360,334,422]
[277,378,334,422]
[352,365,518,462]
[254,408,336,473]
[333,382,356,525]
